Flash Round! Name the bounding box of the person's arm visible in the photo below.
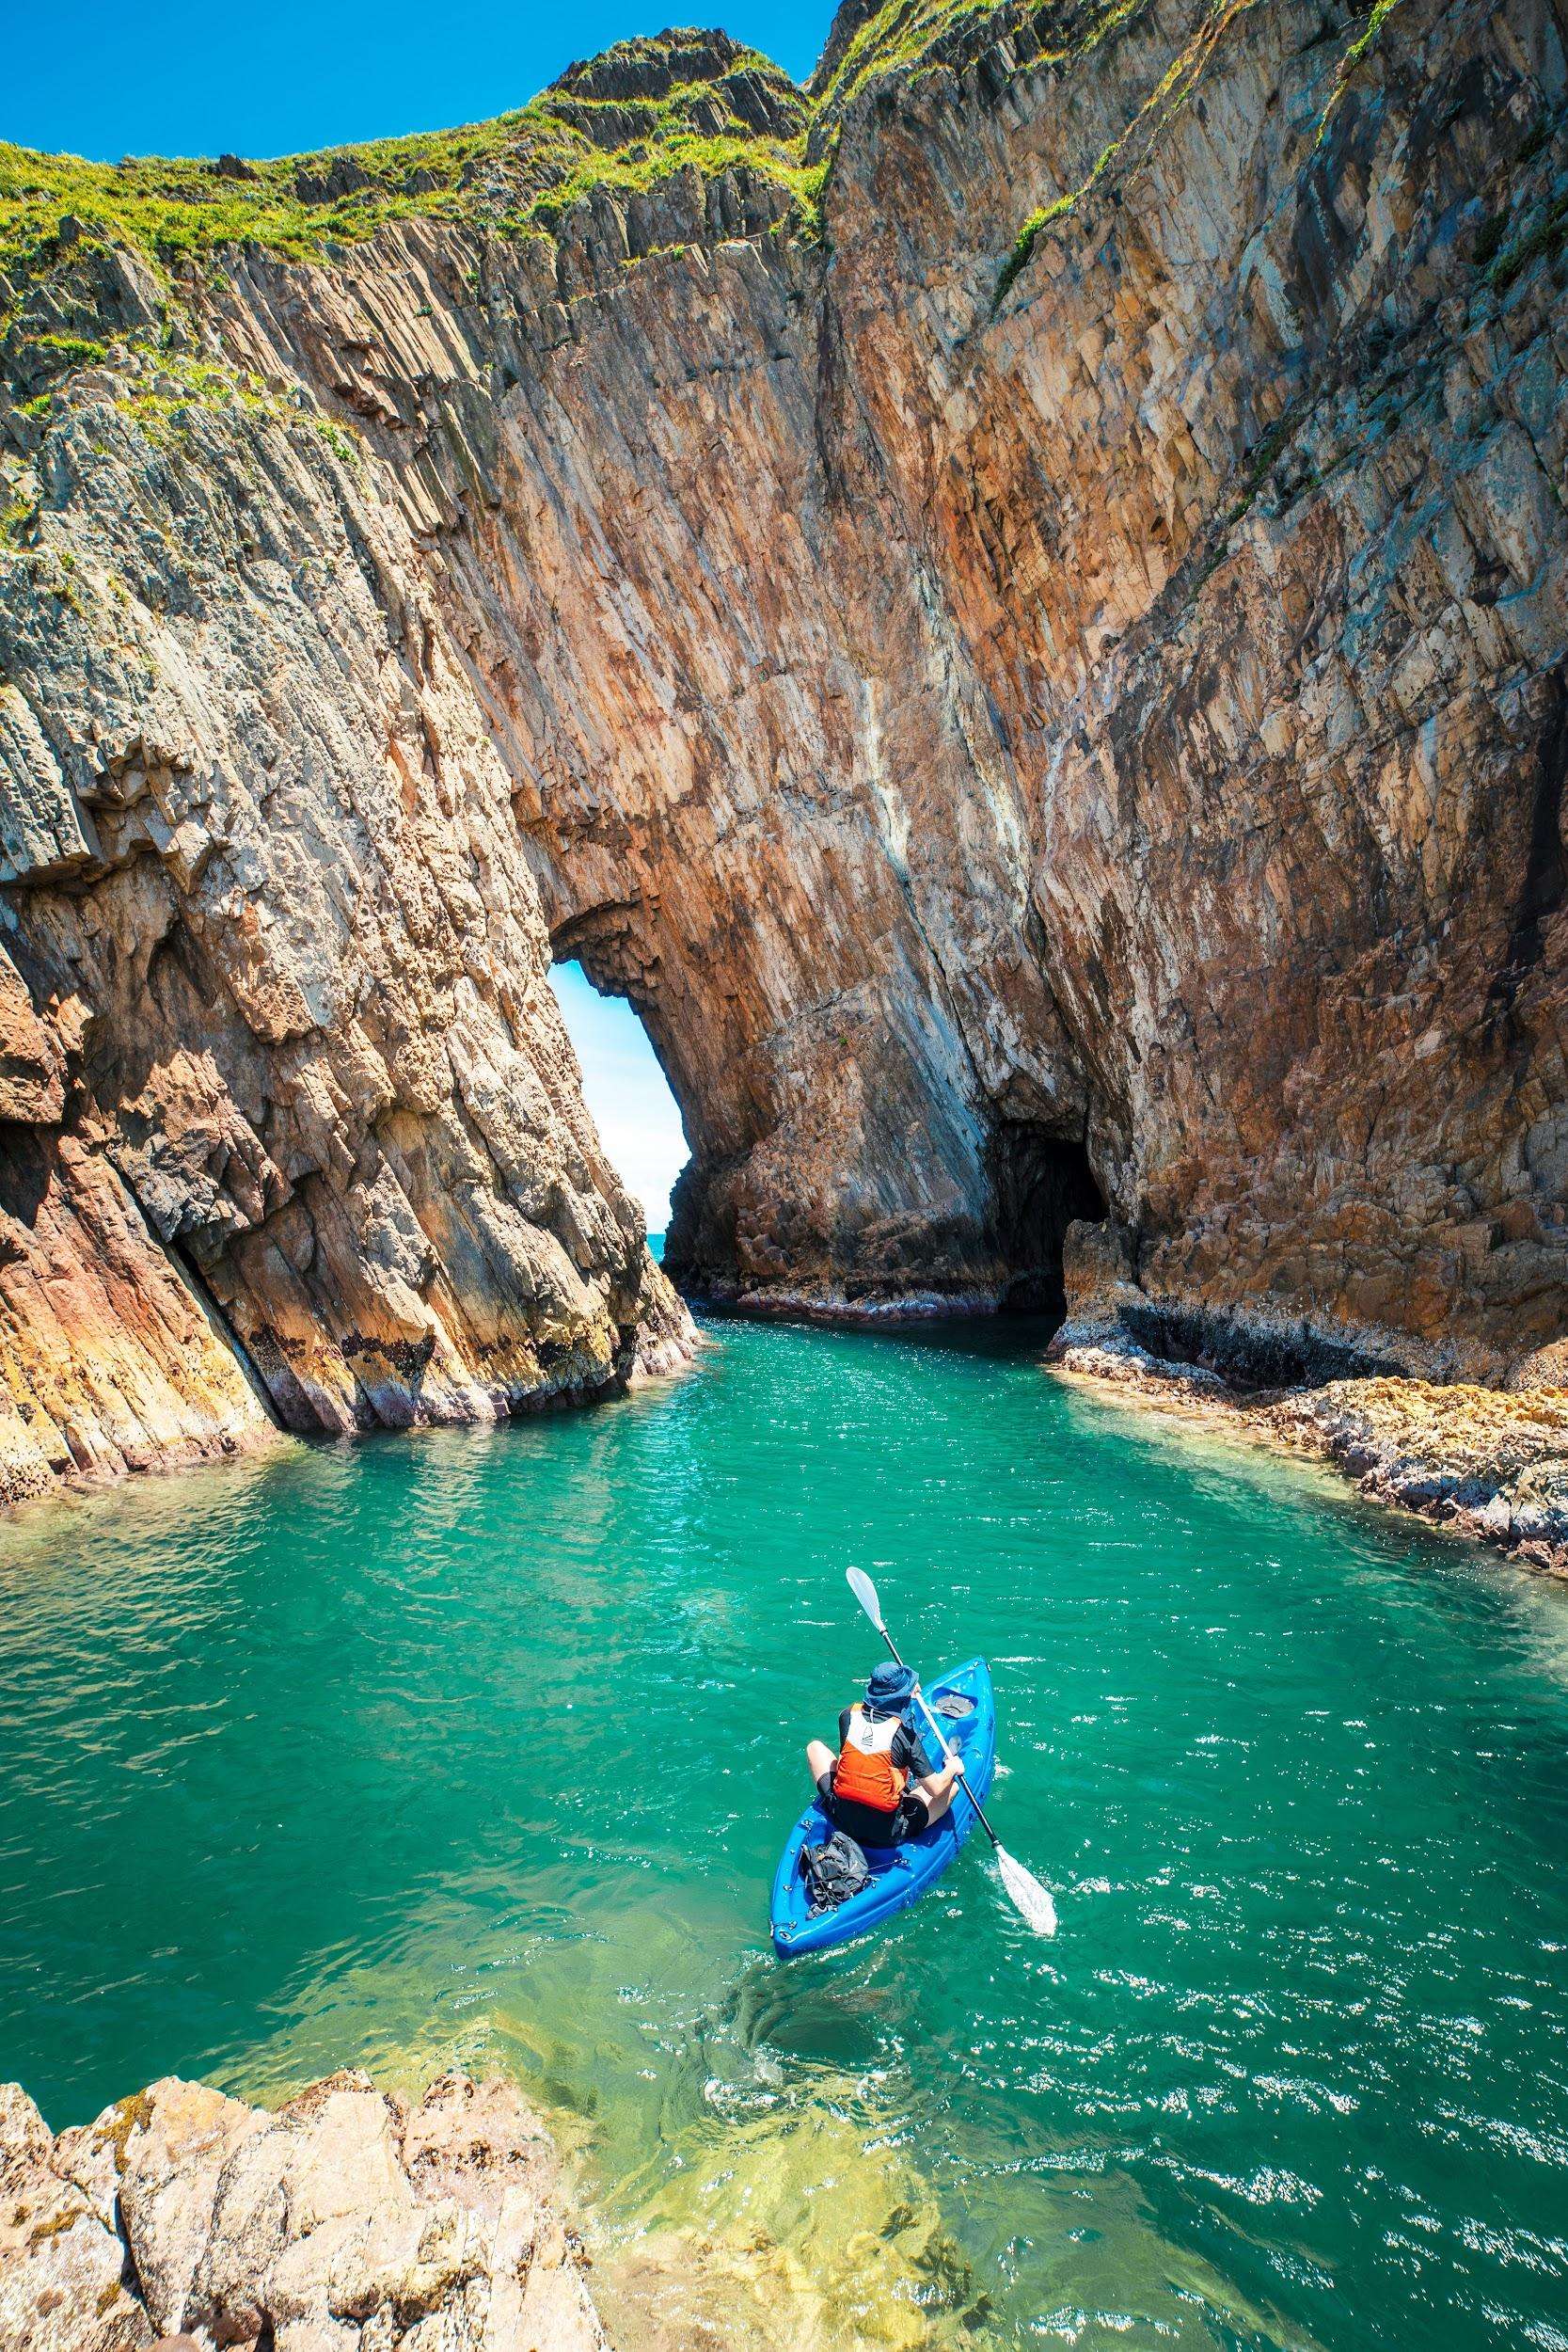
[912,1692,966,1785]
[838,1708,852,1748]
[903,1724,963,1790]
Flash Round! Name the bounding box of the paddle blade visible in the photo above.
[846,1566,884,1631]
[997,1847,1057,1936]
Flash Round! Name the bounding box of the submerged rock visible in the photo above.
[1049,1316,1568,1576]
[0,2070,610,2351]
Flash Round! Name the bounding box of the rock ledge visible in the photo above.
[0,2069,610,2352]
[1049,1327,1568,1578]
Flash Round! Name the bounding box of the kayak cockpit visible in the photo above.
[769,1657,996,1958]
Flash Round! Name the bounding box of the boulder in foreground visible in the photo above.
[0,2069,610,2351]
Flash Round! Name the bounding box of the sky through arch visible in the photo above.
[549,961,689,1235]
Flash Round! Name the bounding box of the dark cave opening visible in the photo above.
[988,1122,1107,1321]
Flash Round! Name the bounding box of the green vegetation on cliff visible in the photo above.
[986,0,1423,313]
[813,0,1011,117]
[0,0,1460,419]
[0,29,816,286]
[811,0,1169,123]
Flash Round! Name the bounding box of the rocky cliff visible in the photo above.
[2,0,1565,1502]
[0,2069,610,2351]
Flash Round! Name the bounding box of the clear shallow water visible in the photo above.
[2,1318,1567,2352]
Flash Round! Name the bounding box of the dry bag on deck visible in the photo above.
[800,1830,869,1915]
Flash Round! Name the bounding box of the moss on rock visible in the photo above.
[0,29,816,293]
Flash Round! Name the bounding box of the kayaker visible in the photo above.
[805,1661,965,1849]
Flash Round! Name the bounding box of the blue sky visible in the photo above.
[549,962,689,1231]
[6,1,838,161]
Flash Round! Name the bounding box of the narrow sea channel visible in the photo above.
[2,1316,1565,2351]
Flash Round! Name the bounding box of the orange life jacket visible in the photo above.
[832,1704,910,1814]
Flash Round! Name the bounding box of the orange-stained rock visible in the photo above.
[0,1129,277,1507]
[0,0,1564,1504]
[0,946,64,1124]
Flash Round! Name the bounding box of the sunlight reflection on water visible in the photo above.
[3,1317,1567,2351]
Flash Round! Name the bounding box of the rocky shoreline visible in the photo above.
[0,1291,700,1520]
[0,2069,611,2352]
[4,0,1565,1502]
[1047,1327,1568,1580]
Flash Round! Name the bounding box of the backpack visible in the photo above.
[799,1830,868,1915]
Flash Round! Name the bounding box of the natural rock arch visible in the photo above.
[1,0,1565,1502]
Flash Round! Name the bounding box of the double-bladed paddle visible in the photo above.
[847,1565,1057,1936]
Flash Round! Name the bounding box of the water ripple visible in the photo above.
[2,1317,1566,2352]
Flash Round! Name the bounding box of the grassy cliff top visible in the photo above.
[809,0,1210,126]
[1,1,1135,294]
[811,0,1008,115]
[1,0,1412,332]
[0,27,818,282]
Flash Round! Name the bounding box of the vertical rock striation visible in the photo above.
[466,0,1568,1375]
[0,200,700,1500]
[1,0,1565,1504]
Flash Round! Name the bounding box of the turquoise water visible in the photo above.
[2,1317,1567,2351]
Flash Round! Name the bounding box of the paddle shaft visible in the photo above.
[870,1623,1004,1853]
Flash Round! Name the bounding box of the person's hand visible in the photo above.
[950,1755,966,1778]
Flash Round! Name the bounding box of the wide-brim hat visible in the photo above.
[865,1661,917,1714]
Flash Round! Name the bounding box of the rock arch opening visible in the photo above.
[987,1122,1107,1322]
[546,959,690,1246]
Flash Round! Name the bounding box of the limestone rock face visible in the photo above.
[0,2082,151,2352]
[2,0,1565,1499]
[0,2070,610,2352]
[475,0,1568,1375]
[0,1120,274,1503]
[0,262,693,1502]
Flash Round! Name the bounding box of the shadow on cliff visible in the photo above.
[988,1123,1106,1320]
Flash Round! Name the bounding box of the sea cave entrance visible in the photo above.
[547,960,690,1253]
[988,1120,1107,1321]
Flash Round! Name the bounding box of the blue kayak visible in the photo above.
[769,1657,996,1957]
